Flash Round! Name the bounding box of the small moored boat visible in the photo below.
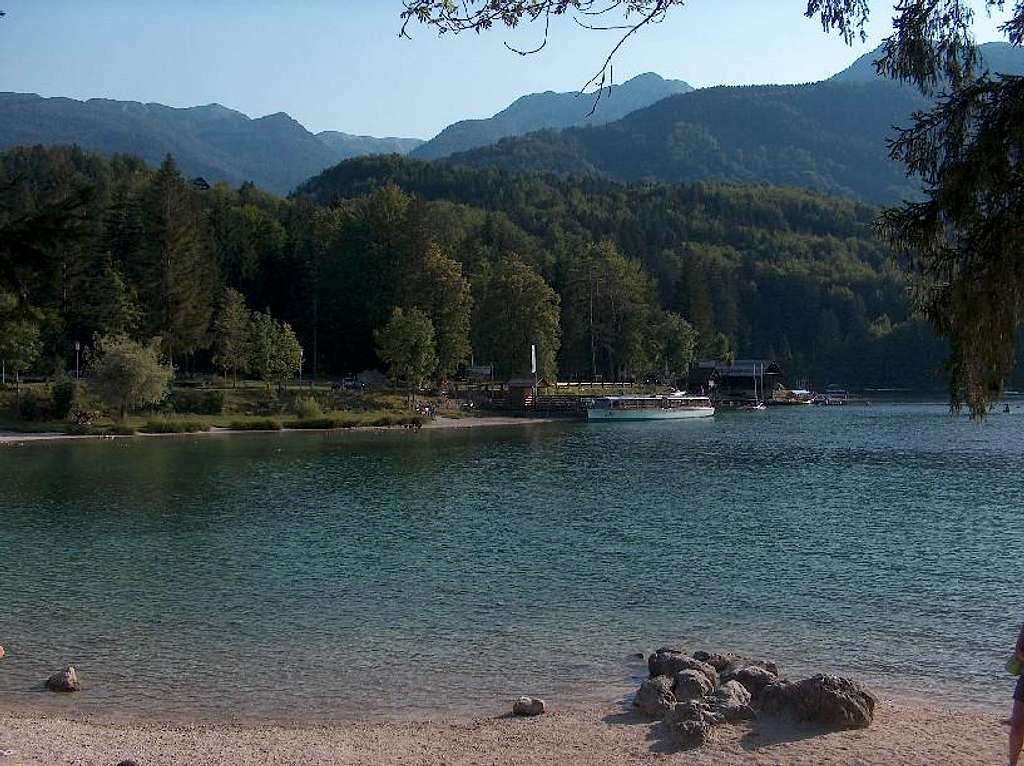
[585,392,714,421]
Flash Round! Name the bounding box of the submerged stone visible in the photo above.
[45,665,81,693]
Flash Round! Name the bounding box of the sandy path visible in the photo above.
[0,697,1007,766]
[0,416,563,445]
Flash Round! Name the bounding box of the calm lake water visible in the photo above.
[1,404,1021,720]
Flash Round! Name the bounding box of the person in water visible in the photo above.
[1012,623,1024,766]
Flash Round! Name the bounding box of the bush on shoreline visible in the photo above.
[140,418,209,434]
[167,389,226,416]
[291,396,323,419]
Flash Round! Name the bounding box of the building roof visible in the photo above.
[704,359,783,377]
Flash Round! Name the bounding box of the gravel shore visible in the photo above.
[0,697,1006,766]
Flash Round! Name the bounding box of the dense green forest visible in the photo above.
[298,154,958,389]
[0,145,969,390]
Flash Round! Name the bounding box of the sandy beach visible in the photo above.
[0,697,1006,766]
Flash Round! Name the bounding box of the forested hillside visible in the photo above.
[410,72,693,160]
[298,155,953,388]
[2,146,956,391]
[439,80,931,204]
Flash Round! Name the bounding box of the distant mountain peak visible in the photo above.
[315,130,424,161]
[830,40,1024,82]
[410,72,693,161]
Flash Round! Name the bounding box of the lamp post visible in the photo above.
[75,341,81,380]
[299,348,304,388]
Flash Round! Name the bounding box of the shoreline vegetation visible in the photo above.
[0,375,568,445]
[0,696,1006,766]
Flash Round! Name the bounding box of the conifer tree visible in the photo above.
[134,155,217,369]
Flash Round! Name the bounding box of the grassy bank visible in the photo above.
[0,378,471,436]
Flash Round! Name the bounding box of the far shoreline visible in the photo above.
[0,414,568,447]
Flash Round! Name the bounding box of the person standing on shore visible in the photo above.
[1012,623,1024,766]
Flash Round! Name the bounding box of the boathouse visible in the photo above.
[688,359,785,402]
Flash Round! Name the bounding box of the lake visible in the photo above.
[1,403,1021,720]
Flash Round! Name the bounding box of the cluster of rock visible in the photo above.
[635,648,877,748]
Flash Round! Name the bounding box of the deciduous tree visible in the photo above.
[403,243,473,380]
[248,309,302,388]
[375,306,437,407]
[472,256,561,381]
[211,287,251,385]
[88,334,172,420]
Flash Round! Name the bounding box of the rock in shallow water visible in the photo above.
[760,674,877,728]
[648,650,718,686]
[726,665,778,699]
[710,680,755,722]
[512,696,546,716]
[45,665,80,693]
[634,675,676,717]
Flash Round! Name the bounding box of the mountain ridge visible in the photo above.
[0,92,424,194]
[410,72,693,160]
[830,40,1024,82]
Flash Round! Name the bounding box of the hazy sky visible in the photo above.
[0,1,1012,139]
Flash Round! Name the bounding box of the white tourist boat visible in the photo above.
[585,391,715,421]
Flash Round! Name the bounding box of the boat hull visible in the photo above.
[586,406,715,421]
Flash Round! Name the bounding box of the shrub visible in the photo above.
[68,408,97,426]
[63,422,97,436]
[228,419,282,431]
[52,376,80,419]
[292,396,323,419]
[167,389,225,415]
[17,393,53,422]
[254,389,284,416]
[140,418,209,434]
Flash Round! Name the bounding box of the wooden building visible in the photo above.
[688,359,785,402]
